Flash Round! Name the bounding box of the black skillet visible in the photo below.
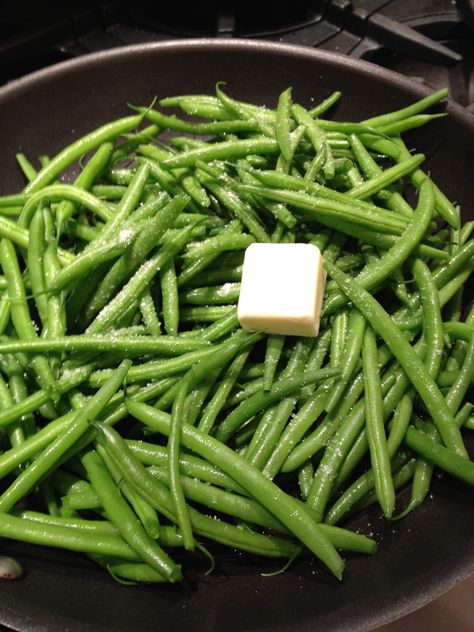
[0,39,472,632]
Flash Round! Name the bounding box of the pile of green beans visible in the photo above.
[0,84,471,586]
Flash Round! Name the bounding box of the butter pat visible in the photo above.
[237,243,326,337]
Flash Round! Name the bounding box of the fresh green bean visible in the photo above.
[0,360,131,512]
[362,327,395,518]
[25,114,143,194]
[81,449,181,582]
[127,400,345,579]
[215,366,340,443]
[325,260,467,457]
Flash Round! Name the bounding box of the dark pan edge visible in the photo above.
[0,38,472,123]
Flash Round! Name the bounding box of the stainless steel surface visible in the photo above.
[377,574,474,631]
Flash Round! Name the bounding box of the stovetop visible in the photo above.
[0,0,473,109]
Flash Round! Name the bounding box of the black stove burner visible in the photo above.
[0,1,473,108]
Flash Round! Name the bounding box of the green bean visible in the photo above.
[292,104,334,178]
[16,153,37,181]
[180,282,241,307]
[332,389,414,506]
[324,260,467,457]
[14,510,117,536]
[438,370,474,389]
[330,310,348,367]
[195,166,269,242]
[27,209,49,327]
[167,382,194,550]
[159,94,233,119]
[376,113,447,137]
[325,309,366,412]
[183,232,255,262]
[0,293,11,337]
[183,265,243,288]
[393,138,458,228]
[42,241,66,372]
[0,193,27,209]
[282,372,365,473]
[216,366,340,443]
[362,327,395,518]
[460,221,474,244]
[137,105,261,135]
[61,485,101,511]
[246,399,298,471]
[88,344,216,387]
[198,349,251,435]
[96,444,160,540]
[90,417,297,558]
[413,259,444,379]
[236,163,297,227]
[50,241,128,294]
[81,449,181,582]
[161,138,279,170]
[362,88,448,128]
[444,330,474,415]
[127,400,345,579]
[184,368,222,427]
[155,331,262,412]
[298,462,314,500]
[190,307,239,342]
[126,441,247,495]
[0,85,470,586]
[325,452,408,525]
[246,169,395,218]
[0,239,58,398]
[0,360,131,513]
[177,221,243,287]
[323,178,435,315]
[56,142,114,234]
[20,185,113,229]
[0,511,167,563]
[263,335,285,391]
[215,83,275,136]
[0,334,209,356]
[262,385,331,480]
[161,259,179,336]
[308,91,342,117]
[464,416,474,431]
[111,124,160,163]
[138,145,211,208]
[80,195,188,328]
[248,338,322,469]
[99,162,150,240]
[349,134,413,217]
[237,183,407,236]
[394,404,472,520]
[149,465,285,533]
[179,306,234,323]
[138,289,162,337]
[432,239,474,292]
[404,426,474,486]
[275,88,294,162]
[305,356,413,520]
[0,374,23,448]
[25,114,143,194]
[86,226,195,335]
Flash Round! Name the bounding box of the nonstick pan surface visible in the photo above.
[0,40,473,632]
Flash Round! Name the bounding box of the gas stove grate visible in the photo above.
[0,1,473,107]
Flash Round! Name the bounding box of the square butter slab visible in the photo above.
[237,243,326,337]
